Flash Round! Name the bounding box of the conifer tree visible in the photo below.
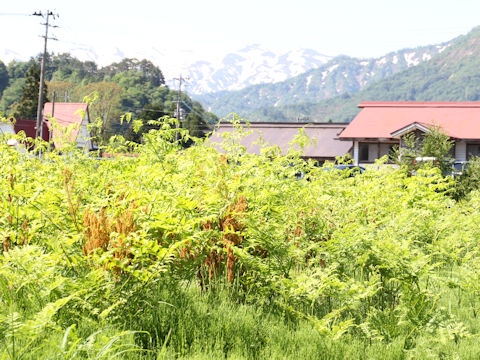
[12,63,48,119]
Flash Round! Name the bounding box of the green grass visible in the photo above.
[97,283,480,359]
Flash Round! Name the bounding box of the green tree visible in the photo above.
[47,53,99,82]
[0,78,24,114]
[101,58,165,87]
[74,81,124,140]
[0,61,8,97]
[420,126,455,174]
[124,103,166,143]
[46,80,78,102]
[451,156,480,199]
[11,63,48,119]
[182,100,213,138]
[125,100,215,146]
[7,59,32,80]
[393,126,454,175]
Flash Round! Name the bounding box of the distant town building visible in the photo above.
[210,122,352,163]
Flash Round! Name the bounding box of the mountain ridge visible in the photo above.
[194,41,453,119]
[247,26,480,123]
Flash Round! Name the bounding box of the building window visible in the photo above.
[359,143,369,162]
[449,144,456,158]
[467,144,480,158]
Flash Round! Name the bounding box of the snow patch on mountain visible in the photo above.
[422,53,432,61]
[376,57,387,66]
[305,75,313,91]
[404,52,420,66]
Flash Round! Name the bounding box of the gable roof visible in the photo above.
[210,122,352,159]
[339,102,480,140]
[43,102,89,146]
[390,122,432,138]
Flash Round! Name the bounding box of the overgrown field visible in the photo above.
[3,120,480,359]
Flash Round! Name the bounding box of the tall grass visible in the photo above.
[2,117,480,358]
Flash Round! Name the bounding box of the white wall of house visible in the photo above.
[77,116,93,150]
[353,141,359,165]
[0,122,18,147]
[0,122,15,136]
[455,141,467,162]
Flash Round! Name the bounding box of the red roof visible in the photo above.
[13,119,49,141]
[339,102,480,140]
[43,103,88,147]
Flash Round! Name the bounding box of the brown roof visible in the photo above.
[339,101,480,140]
[210,122,351,158]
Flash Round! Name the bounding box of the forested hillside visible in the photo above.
[0,54,217,139]
[248,26,480,123]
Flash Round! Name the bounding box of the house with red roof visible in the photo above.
[339,102,480,165]
[43,102,94,150]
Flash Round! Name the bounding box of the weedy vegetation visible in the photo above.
[2,116,480,359]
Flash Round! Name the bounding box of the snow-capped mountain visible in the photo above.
[195,42,452,118]
[174,44,332,94]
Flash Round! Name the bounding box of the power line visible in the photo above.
[0,13,30,16]
[181,100,216,124]
[119,101,214,125]
[103,105,211,130]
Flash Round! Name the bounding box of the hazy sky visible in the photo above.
[2,0,480,75]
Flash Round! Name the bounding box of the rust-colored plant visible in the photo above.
[83,207,112,255]
[83,201,137,264]
[220,195,247,283]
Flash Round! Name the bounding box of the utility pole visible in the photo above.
[33,10,58,140]
[174,75,189,141]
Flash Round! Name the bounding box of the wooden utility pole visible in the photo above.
[33,10,58,139]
